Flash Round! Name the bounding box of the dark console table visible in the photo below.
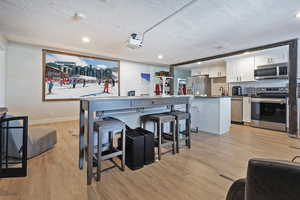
[79,96,191,185]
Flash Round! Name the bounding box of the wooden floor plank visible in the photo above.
[1,121,299,200]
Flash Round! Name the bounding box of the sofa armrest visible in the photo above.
[226,178,246,200]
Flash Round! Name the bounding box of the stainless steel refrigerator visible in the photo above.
[187,75,211,96]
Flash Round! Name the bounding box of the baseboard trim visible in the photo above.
[243,122,251,126]
[29,116,79,125]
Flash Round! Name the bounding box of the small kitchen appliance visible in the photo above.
[232,86,242,96]
[254,63,288,80]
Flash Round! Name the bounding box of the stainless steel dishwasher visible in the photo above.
[231,96,243,123]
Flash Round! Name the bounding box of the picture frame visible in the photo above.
[42,49,120,101]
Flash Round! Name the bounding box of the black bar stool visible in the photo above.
[140,114,176,160]
[167,110,191,153]
[84,117,126,182]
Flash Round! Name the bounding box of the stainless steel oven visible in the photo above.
[251,98,287,131]
[254,63,288,80]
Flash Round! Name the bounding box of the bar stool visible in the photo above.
[90,117,126,182]
[167,110,191,153]
[140,114,176,160]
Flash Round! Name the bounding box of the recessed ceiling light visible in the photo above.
[158,54,163,59]
[243,51,250,55]
[197,62,202,64]
[82,37,90,43]
[296,12,300,18]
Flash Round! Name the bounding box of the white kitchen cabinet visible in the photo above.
[226,59,238,82]
[254,47,288,67]
[217,63,226,77]
[199,66,209,75]
[255,55,272,66]
[226,47,288,83]
[191,97,231,134]
[226,56,255,83]
[219,69,226,77]
[225,47,289,83]
[209,64,226,78]
[242,97,251,123]
[192,65,209,76]
[192,63,226,78]
[237,56,255,82]
[209,69,219,78]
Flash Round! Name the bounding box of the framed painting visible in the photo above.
[42,50,120,101]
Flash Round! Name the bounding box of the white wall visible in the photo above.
[120,60,167,96]
[0,35,7,107]
[6,42,168,124]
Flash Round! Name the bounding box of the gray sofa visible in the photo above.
[27,126,57,158]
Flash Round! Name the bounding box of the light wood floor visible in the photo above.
[1,121,300,200]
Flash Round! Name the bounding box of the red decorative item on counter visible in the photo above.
[182,84,187,95]
[155,84,161,95]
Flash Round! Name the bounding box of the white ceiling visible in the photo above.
[1,0,300,65]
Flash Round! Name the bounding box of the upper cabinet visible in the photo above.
[239,56,255,82]
[226,46,288,83]
[191,65,209,76]
[191,61,226,78]
[226,56,255,83]
[208,63,226,78]
[226,59,238,83]
[254,47,288,67]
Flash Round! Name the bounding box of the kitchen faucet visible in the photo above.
[219,87,225,96]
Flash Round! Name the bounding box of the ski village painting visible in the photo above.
[43,50,119,101]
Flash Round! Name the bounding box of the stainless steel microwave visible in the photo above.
[254,63,288,80]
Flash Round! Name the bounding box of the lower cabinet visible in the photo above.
[243,97,251,123]
[191,97,231,134]
[231,97,243,122]
[231,97,251,123]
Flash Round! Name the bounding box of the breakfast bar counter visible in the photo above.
[79,95,191,185]
[191,96,231,134]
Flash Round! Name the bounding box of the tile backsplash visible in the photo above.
[211,77,229,96]
[229,79,289,95]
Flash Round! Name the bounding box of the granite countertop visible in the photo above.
[0,107,8,117]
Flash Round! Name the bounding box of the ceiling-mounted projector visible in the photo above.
[126,0,197,50]
[127,33,143,49]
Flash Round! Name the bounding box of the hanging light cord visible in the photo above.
[141,0,198,41]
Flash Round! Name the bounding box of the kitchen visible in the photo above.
[173,45,294,134]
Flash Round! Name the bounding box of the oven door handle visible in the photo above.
[251,98,286,104]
